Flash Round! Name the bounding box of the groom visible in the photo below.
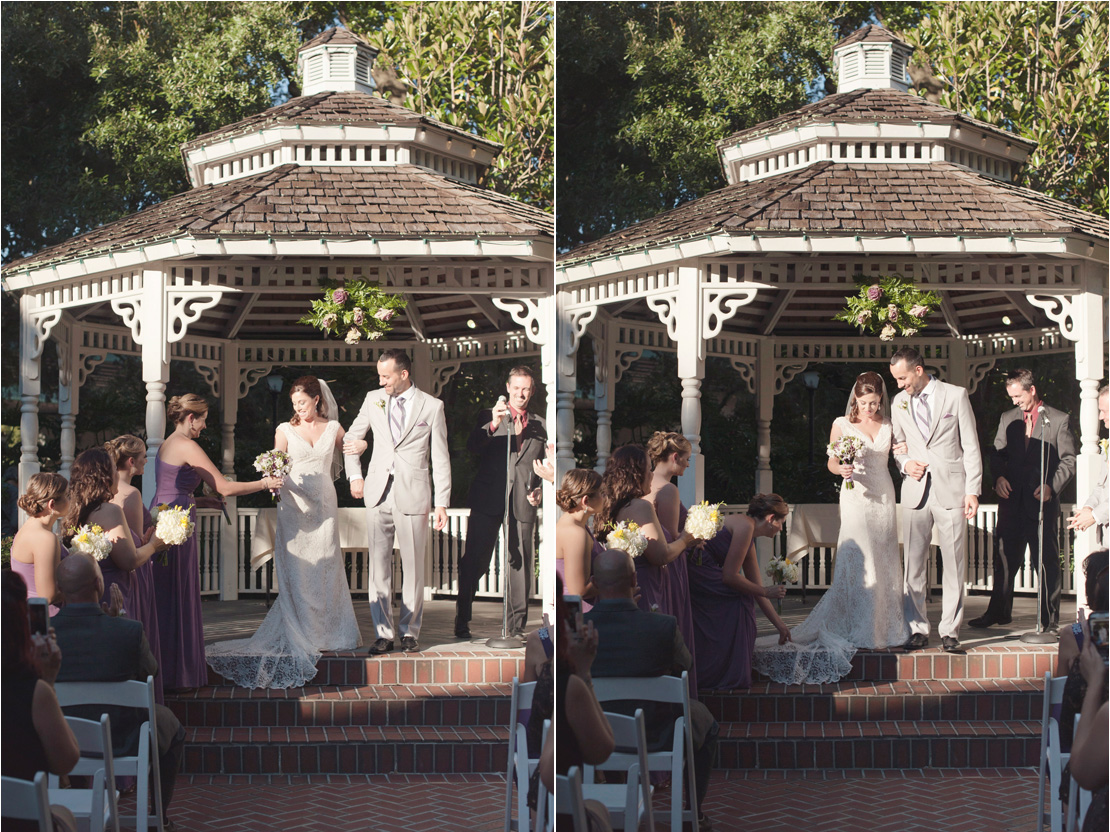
[344,349,451,654]
[890,347,982,654]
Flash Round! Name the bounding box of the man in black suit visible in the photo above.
[51,554,185,831]
[584,549,719,832]
[455,365,547,639]
[972,368,1077,631]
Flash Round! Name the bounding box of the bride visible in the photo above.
[206,376,363,688]
[752,371,909,685]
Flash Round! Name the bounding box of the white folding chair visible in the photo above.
[54,676,164,832]
[47,715,118,832]
[554,767,590,832]
[592,672,698,832]
[582,709,655,831]
[504,677,538,832]
[534,720,551,832]
[1065,714,1094,832]
[2,772,53,831]
[1036,672,1071,832]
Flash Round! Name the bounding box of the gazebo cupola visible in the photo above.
[181,27,498,190]
[717,24,1034,187]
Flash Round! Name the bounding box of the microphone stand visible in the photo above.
[1022,407,1057,644]
[488,405,523,649]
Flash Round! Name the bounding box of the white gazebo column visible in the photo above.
[219,345,240,601]
[668,267,705,505]
[754,344,775,497]
[588,315,615,474]
[56,317,79,480]
[18,295,44,512]
[555,291,581,486]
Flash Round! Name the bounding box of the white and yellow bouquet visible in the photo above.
[253,450,292,502]
[606,520,648,559]
[152,504,195,547]
[684,501,724,541]
[766,554,800,585]
[69,524,113,561]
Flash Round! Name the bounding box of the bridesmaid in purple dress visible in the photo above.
[687,494,792,690]
[555,469,604,612]
[153,394,283,690]
[63,448,168,629]
[106,434,165,702]
[597,445,693,620]
[9,473,70,616]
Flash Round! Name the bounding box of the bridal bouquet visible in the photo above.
[606,520,648,559]
[68,524,113,561]
[827,435,866,490]
[254,450,292,502]
[765,554,800,585]
[152,504,195,546]
[684,501,724,540]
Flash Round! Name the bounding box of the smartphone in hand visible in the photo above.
[1089,610,1109,662]
[563,594,582,632]
[28,597,49,637]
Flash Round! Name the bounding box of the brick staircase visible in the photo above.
[702,643,1053,773]
[169,650,524,776]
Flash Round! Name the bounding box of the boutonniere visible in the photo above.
[375,399,387,411]
[1100,438,1108,456]
[898,399,909,411]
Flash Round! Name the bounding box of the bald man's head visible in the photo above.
[56,553,104,604]
[592,548,636,599]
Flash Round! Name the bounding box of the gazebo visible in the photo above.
[3,28,555,601]
[556,26,1108,592]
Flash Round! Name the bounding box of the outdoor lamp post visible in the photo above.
[802,370,821,466]
[266,374,284,431]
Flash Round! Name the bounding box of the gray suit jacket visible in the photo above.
[990,404,1076,523]
[1082,455,1108,526]
[343,386,451,515]
[892,379,983,511]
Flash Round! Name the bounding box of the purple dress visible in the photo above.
[665,505,698,696]
[10,542,68,617]
[555,528,605,614]
[151,459,207,689]
[687,523,756,690]
[129,505,163,703]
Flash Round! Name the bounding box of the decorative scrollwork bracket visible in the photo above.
[1028,294,1080,342]
[703,287,759,340]
[493,297,545,345]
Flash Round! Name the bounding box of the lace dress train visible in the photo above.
[752,417,908,685]
[206,421,362,688]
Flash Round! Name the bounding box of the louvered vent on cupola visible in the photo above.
[832,25,913,93]
[297,28,379,96]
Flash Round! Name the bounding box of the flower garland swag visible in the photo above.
[834,274,941,341]
[299,281,408,344]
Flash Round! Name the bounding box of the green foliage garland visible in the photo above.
[298,281,408,344]
[834,274,941,340]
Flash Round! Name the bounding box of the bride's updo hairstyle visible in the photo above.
[105,434,146,470]
[646,431,691,467]
[556,469,602,513]
[746,493,789,522]
[848,372,886,423]
[17,473,69,518]
[167,394,208,425]
[64,448,116,537]
[597,444,650,531]
[289,376,326,425]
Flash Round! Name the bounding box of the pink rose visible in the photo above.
[322,313,337,328]
[352,307,365,325]
[332,288,349,305]
[879,324,896,341]
[856,310,872,326]
[867,285,882,301]
[887,304,899,322]
[910,304,929,318]
[344,327,361,344]
[375,308,395,322]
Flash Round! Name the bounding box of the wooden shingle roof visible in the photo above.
[6,165,552,272]
[560,162,1108,265]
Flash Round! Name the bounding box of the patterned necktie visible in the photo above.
[916,392,931,437]
[391,396,406,445]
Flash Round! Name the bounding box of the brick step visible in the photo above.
[746,644,1055,683]
[703,678,1044,724]
[169,683,512,728]
[717,719,1040,770]
[181,725,509,776]
[204,650,525,688]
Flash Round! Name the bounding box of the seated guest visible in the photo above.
[1070,623,1108,831]
[2,570,80,832]
[9,473,70,615]
[584,548,719,832]
[556,469,604,611]
[50,553,185,832]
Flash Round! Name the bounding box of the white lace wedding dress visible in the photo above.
[752,417,909,685]
[206,420,363,688]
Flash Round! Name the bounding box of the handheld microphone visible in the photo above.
[1037,404,1049,425]
[498,395,507,403]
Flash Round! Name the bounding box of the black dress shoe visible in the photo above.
[454,617,471,639]
[368,638,394,655]
[968,614,1011,628]
[941,636,966,654]
[902,633,929,651]
[401,635,420,653]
